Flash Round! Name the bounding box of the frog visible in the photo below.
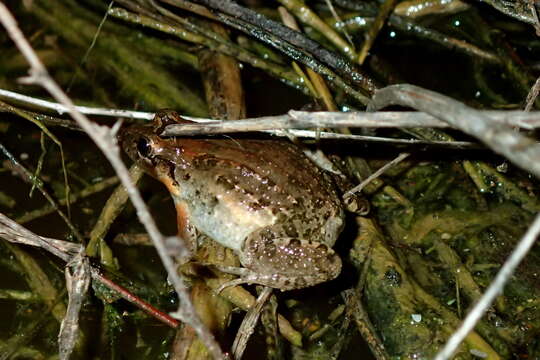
[120,110,346,290]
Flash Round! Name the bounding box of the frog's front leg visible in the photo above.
[218,229,342,291]
[168,200,198,263]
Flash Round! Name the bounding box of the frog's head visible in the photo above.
[119,111,191,186]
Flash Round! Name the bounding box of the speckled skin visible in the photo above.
[120,111,345,290]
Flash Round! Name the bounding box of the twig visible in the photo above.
[0,88,153,119]
[343,152,410,198]
[0,4,223,358]
[232,286,273,360]
[434,212,540,360]
[162,110,540,135]
[58,251,90,360]
[528,0,540,35]
[92,269,180,328]
[525,75,540,111]
[0,211,180,329]
[4,88,540,130]
[367,84,540,179]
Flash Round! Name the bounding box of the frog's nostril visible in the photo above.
[137,137,152,157]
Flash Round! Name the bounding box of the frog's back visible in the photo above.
[175,138,344,247]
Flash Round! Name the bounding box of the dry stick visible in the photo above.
[59,251,90,360]
[3,88,540,130]
[232,287,273,360]
[0,89,477,148]
[367,84,540,178]
[163,110,540,134]
[0,90,475,148]
[525,75,540,112]
[0,212,180,329]
[0,4,223,359]
[434,212,540,360]
[0,88,153,119]
[527,0,540,35]
[343,152,410,198]
[364,84,540,359]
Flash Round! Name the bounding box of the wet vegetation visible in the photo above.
[0,0,540,359]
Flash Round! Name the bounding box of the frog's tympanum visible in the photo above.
[120,110,345,290]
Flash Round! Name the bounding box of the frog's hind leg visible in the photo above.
[218,234,342,291]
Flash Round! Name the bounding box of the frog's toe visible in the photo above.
[212,266,271,293]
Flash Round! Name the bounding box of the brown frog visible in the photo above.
[120,110,345,290]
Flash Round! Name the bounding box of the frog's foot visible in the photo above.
[213,266,309,293]
[212,267,258,294]
[231,237,342,291]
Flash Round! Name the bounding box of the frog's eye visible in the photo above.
[136,137,152,158]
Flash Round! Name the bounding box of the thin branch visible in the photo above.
[0,88,153,119]
[368,84,540,179]
[92,269,180,328]
[58,251,90,360]
[525,75,540,112]
[0,211,180,328]
[343,152,410,198]
[232,287,273,360]
[161,109,540,135]
[434,212,540,360]
[0,4,223,358]
[3,88,540,131]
